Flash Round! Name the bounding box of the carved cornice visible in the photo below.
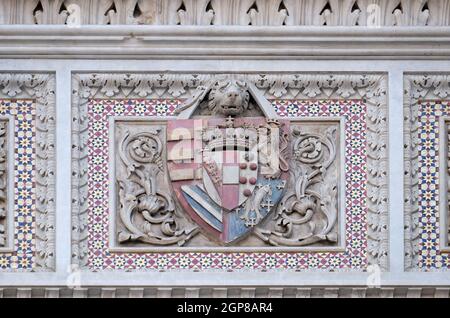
[0,73,56,271]
[1,1,450,59]
[0,0,446,26]
[71,72,388,270]
[2,26,450,59]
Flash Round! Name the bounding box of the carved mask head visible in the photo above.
[208,80,250,116]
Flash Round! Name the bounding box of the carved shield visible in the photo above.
[167,117,290,244]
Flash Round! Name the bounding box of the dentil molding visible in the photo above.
[404,74,450,271]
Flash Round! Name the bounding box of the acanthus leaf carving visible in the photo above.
[177,0,214,25]
[210,0,253,25]
[248,0,288,26]
[283,0,328,26]
[0,73,55,270]
[72,72,388,271]
[317,0,362,26]
[116,123,199,246]
[392,0,430,26]
[1,0,450,26]
[402,75,450,270]
[255,124,339,246]
[404,75,430,271]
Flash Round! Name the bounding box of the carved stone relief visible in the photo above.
[114,121,199,246]
[113,117,340,248]
[253,121,340,247]
[110,78,342,249]
[0,119,8,247]
[404,75,450,271]
[73,73,388,269]
[1,0,448,26]
[0,74,56,270]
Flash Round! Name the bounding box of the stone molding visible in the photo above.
[3,26,450,60]
[0,0,447,27]
[404,74,450,271]
[71,72,388,270]
[0,73,56,270]
[0,286,449,298]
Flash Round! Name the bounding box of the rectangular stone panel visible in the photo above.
[72,73,387,272]
[0,98,53,271]
[405,82,450,270]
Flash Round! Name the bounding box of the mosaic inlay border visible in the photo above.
[0,73,56,272]
[404,75,450,271]
[0,100,36,271]
[85,98,368,271]
[72,73,388,271]
[417,101,450,270]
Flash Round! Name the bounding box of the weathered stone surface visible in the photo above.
[114,120,198,246]
[113,78,342,248]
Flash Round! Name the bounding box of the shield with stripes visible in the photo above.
[167,117,290,244]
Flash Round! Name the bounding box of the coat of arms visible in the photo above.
[115,76,339,248]
[167,116,289,243]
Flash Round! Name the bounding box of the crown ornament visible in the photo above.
[202,126,258,152]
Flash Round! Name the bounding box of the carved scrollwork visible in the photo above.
[255,124,339,246]
[0,73,55,270]
[72,73,387,270]
[116,123,198,246]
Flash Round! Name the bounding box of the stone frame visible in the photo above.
[71,72,388,271]
[404,74,450,271]
[105,116,347,253]
[0,0,446,27]
[0,73,56,271]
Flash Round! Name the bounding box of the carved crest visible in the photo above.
[167,117,290,243]
[112,75,346,249]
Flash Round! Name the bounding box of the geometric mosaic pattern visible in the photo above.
[0,100,36,271]
[87,99,368,271]
[418,101,450,270]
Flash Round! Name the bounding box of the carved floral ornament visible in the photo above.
[113,77,340,247]
[72,73,388,270]
[404,75,450,271]
[0,74,56,270]
[115,117,339,247]
[0,0,447,26]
